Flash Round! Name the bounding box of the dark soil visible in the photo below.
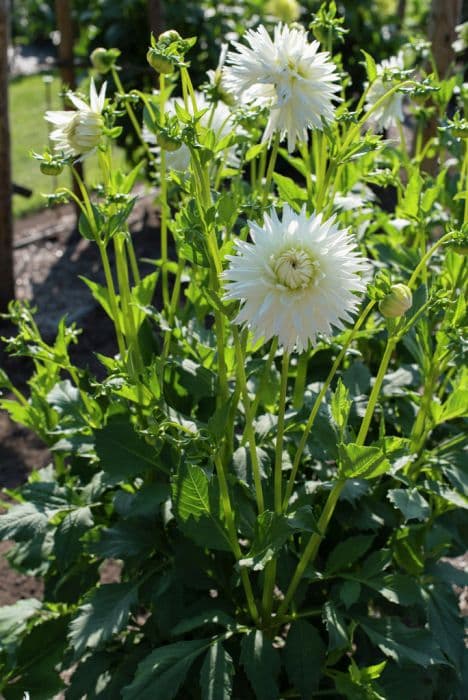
[0,192,159,605]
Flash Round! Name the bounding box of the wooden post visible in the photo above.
[148,0,164,39]
[55,0,75,88]
[421,0,463,173]
[428,0,462,78]
[0,0,14,311]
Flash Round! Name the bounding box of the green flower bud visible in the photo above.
[146,48,175,74]
[90,47,120,74]
[158,30,183,47]
[265,0,301,23]
[157,131,182,152]
[40,161,64,176]
[379,284,413,318]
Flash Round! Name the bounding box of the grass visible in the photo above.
[10,72,125,218]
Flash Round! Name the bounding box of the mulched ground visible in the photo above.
[0,191,159,605]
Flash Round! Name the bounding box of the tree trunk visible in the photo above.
[0,0,14,311]
[148,0,164,39]
[428,0,462,78]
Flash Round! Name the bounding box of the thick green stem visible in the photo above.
[262,133,280,206]
[356,333,396,446]
[283,300,376,509]
[97,239,126,358]
[214,453,260,624]
[262,351,289,622]
[407,232,452,289]
[233,327,265,514]
[274,351,290,514]
[278,479,345,617]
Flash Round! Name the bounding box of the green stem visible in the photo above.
[277,479,346,617]
[356,333,396,447]
[96,239,126,358]
[249,338,278,423]
[233,327,265,514]
[275,351,289,514]
[114,236,145,376]
[214,453,260,624]
[262,350,289,622]
[283,300,376,509]
[407,232,453,289]
[292,353,308,411]
[262,133,280,206]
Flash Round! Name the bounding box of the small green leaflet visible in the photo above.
[360,617,446,667]
[240,630,280,700]
[172,462,231,551]
[200,640,234,700]
[284,620,325,697]
[121,639,210,700]
[387,488,430,522]
[94,415,163,483]
[68,583,137,657]
[338,442,391,479]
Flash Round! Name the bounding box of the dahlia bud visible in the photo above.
[158,30,183,47]
[157,131,182,152]
[379,284,413,318]
[40,160,64,176]
[265,0,301,23]
[146,48,175,74]
[90,47,120,74]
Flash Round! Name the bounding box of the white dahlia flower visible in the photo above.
[224,23,340,152]
[222,206,368,352]
[364,55,404,132]
[45,78,106,158]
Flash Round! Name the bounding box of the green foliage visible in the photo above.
[1,5,467,699]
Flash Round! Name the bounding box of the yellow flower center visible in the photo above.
[273,247,320,290]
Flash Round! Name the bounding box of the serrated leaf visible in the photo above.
[0,503,48,541]
[340,580,361,609]
[272,172,307,207]
[424,584,464,668]
[240,630,280,700]
[361,49,377,82]
[0,598,41,652]
[387,488,430,522]
[323,601,350,651]
[200,641,234,700]
[284,620,325,697]
[437,389,468,423]
[94,415,162,483]
[121,639,209,700]
[240,508,316,571]
[245,143,266,162]
[172,463,231,551]
[326,535,375,574]
[338,443,391,479]
[13,616,68,700]
[54,506,94,567]
[360,617,446,667]
[330,378,351,435]
[68,583,137,657]
[398,168,422,219]
[89,521,154,559]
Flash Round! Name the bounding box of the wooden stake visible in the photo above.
[0,0,15,311]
